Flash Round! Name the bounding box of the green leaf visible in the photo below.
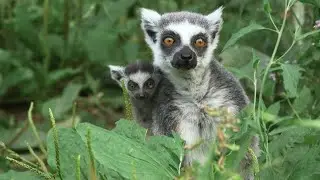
[293,86,312,114]
[263,0,272,13]
[298,0,320,7]
[0,68,34,96]
[103,0,137,24]
[281,64,304,97]
[0,126,47,150]
[84,22,118,63]
[48,68,81,85]
[0,170,42,180]
[222,23,267,52]
[47,128,90,179]
[46,120,184,180]
[42,83,82,119]
[266,101,281,116]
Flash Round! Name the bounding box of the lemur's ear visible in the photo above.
[108,65,125,86]
[205,6,224,40]
[140,8,161,47]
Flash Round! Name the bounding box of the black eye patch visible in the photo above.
[127,80,139,91]
[160,30,181,55]
[191,33,209,56]
[191,33,208,46]
[144,78,155,89]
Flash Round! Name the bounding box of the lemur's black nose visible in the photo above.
[171,46,197,70]
[180,52,192,60]
[179,47,193,61]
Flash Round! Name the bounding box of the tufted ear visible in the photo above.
[108,65,125,86]
[205,6,224,41]
[140,8,161,48]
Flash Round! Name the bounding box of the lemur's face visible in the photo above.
[125,72,159,100]
[109,62,161,100]
[140,7,223,71]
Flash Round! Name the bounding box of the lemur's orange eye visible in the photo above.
[195,38,206,48]
[163,37,175,47]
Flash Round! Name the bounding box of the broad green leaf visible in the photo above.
[281,64,303,97]
[293,86,312,114]
[47,120,184,180]
[0,170,42,180]
[47,128,90,179]
[222,23,267,52]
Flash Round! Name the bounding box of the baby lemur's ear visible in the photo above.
[140,8,161,47]
[108,65,125,86]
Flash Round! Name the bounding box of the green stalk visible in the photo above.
[76,155,81,180]
[121,80,133,120]
[49,108,62,179]
[72,102,77,129]
[25,141,48,173]
[28,102,47,155]
[257,1,290,163]
[6,157,53,179]
[42,0,50,74]
[86,128,97,180]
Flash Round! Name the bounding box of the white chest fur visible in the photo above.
[170,68,237,165]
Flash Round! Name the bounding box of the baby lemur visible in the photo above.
[109,61,162,131]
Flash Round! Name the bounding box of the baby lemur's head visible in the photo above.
[109,61,162,100]
[140,7,223,73]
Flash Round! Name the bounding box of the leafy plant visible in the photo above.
[1,0,320,179]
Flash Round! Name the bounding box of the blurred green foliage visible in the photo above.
[1,0,320,179]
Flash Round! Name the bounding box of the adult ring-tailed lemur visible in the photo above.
[139,6,260,180]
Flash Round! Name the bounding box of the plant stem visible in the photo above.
[25,141,48,173]
[6,157,53,179]
[76,155,81,180]
[28,102,47,155]
[276,40,296,62]
[268,13,279,32]
[42,0,50,74]
[86,128,97,180]
[49,108,62,180]
[286,98,302,120]
[257,2,290,163]
[72,102,77,129]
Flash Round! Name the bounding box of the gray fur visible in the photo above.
[108,62,163,132]
[140,7,260,180]
[159,12,211,30]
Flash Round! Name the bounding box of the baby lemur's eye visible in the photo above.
[163,37,175,47]
[127,80,138,91]
[145,79,155,89]
[194,38,207,48]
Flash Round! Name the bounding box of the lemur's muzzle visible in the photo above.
[171,46,197,70]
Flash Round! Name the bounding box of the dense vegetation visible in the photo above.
[1,0,320,179]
